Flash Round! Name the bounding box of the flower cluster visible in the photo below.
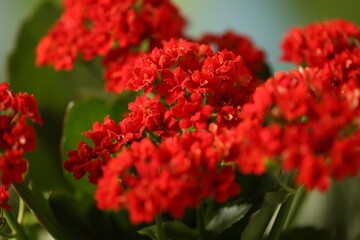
[225,18,360,191]
[0,83,42,210]
[64,38,258,185]
[233,67,360,190]
[36,0,186,71]
[95,131,240,223]
[104,30,269,94]
[280,19,360,68]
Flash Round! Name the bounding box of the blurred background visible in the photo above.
[1,0,360,81]
[1,1,360,239]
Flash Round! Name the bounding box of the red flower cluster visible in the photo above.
[95,131,240,224]
[0,83,42,210]
[36,0,186,71]
[269,20,360,190]
[280,19,360,67]
[127,39,255,128]
[64,39,258,184]
[235,67,360,191]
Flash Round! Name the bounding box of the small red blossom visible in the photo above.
[126,95,179,136]
[0,186,11,211]
[199,31,269,78]
[64,114,140,184]
[103,49,142,93]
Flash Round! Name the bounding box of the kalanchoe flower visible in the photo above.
[280,19,360,67]
[64,115,139,184]
[0,186,11,211]
[36,0,186,71]
[95,131,240,224]
[321,48,360,96]
[64,39,258,183]
[0,82,42,210]
[235,67,360,191]
[102,49,141,93]
[126,39,254,128]
[199,31,270,79]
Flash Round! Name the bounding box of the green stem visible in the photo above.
[197,202,205,239]
[156,214,165,240]
[12,183,75,240]
[3,210,30,240]
[267,193,296,240]
[17,198,25,223]
[241,201,278,240]
[269,171,296,194]
[286,187,306,228]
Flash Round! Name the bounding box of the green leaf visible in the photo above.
[138,221,197,240]
[138,225,157,240]
[206,204,251,233]
[13,183,76,240]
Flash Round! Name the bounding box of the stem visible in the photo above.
[267,193,296,240]
[269,171,296,194]
[3,210,30,240]
[241,201,278,240]
[286,187,306,228]
[17,198,25,223]
[12,183,75,240]
[156,214,165,240]
[197,202,205,239]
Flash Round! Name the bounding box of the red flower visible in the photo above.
[0,186,11,211]
[64,141,94,181]
[0,150,28,186]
